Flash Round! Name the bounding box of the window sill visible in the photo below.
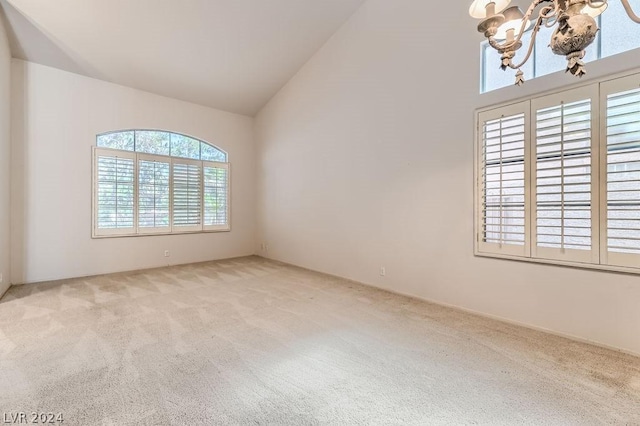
[92,228,231,239]
[474,250,640,276]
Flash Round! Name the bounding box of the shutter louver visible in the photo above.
[138,157,170,233]
[477,102,530,257]
[95,152,135,235]
[603,79,640,267]
[483,115,526,245]
[532,86,598,264]
[204,163,229,230]
[173,161,202,231]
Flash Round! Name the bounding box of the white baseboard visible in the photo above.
[258,255,640,359]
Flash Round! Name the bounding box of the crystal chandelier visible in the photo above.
[470,0,640,85]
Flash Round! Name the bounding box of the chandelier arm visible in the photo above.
[539,0,561,19]
[544,15,559,27]
[486,1,555,52]
[540,1,560,27]
[525,1,559,33]
[620,0,640,23]
[488,36,507,51]
[505,16,545,69]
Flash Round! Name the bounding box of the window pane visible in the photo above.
[204,166,228,226]
[138,159,170,229]
[482,113,526,246]
[97,131,134,151]
[97,155,135,229]
[201,143,227,162]
[135,131,170,156]
[607,87,640,254]
[535,25,568,77]
[536,100,592,251]
[482,32,534,93]
[173,162,202,228]
[535,20,599,78]
[601,1,640,58]
[171,134,200,159]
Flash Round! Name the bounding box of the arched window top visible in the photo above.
[96,130,227,162]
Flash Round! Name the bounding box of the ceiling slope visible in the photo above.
[1,0,365,116]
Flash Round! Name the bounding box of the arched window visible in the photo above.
[93,130,230,237]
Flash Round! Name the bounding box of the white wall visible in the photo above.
[255,0,640,355]
[0,15,11,296]
[11,60,255,284]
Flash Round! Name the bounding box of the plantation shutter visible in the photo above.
[94,148,136,236]
[172,159,202,231]
[203,162,230,231]
[601,74,640,268]
[477,101,530,257]
[138,155,171,234]
[531,86,599,263]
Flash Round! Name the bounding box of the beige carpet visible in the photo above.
[0,256,639,425]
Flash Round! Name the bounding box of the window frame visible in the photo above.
[476,101,532,258]
[530,85,601,265]
[170,157,204,233]
[478,6,640,94]
[600,73,640,269]
[93,149,137,237]
[96,129,228,162]
[92,146,231,238]
[137,153,172,235]
[202,162,231,233]
[475,68,640,275]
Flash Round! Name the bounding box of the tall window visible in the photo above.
[530,86,599,264]
[93,130,230,237]
[481,2,640,93]
[602,75,640,268]
[476,70,640,273]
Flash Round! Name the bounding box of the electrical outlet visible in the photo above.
[164,250,170,257]
[380,267,386,277]
[0,273,3,283]
[265,244,269,252]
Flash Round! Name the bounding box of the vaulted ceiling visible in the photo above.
[0,0,366,115]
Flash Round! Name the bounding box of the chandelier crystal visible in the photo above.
[470,0,640,86]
